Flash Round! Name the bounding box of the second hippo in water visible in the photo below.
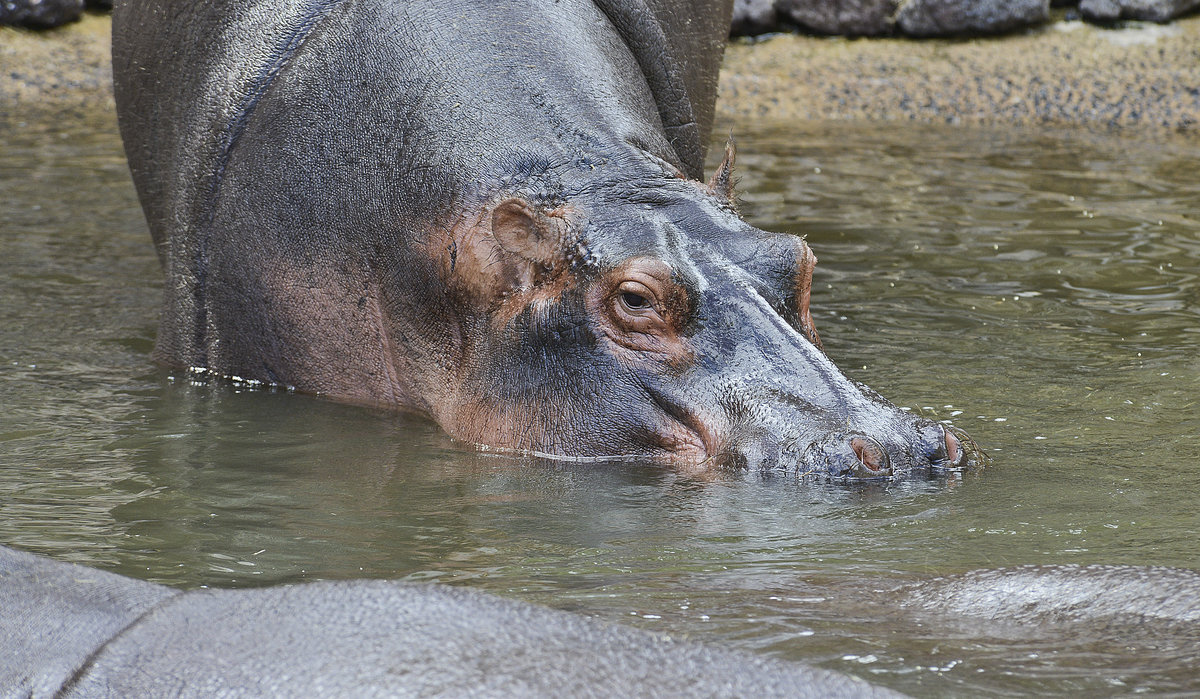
[0,545,898,697]
[113,0,971,477]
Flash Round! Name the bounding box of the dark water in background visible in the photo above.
[2,111,1199,695]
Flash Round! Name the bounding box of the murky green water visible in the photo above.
[3,111,1198,695]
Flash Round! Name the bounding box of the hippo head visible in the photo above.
[435,143,971,478]
[112,0,968,478]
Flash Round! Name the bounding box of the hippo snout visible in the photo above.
[798,423,967,480]
[799,434,892,479]
[911,421,966,470]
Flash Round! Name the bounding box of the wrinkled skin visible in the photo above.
[113,0,968,477]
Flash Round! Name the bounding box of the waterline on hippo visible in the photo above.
[113,0,977,480]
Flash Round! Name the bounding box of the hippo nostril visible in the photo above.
[943,427,961,466]
[931,424,979,470]
[800,433,895,479]
[849,436,890,474]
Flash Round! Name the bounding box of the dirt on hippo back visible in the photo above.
[717,16,1200,130]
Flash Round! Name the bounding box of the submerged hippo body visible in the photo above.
[900,564,1200,627]
[0,546,897,697]
[113,0,966,476]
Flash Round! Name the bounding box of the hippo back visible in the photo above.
[0,546,894,697]
[112,0,732,380]
[0,546,177,696]
[112,0,731,252]
[593,0,733,177]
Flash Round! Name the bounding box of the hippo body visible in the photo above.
[0,546,897,697]
[900,564,1200,627]
[113,0,966,475]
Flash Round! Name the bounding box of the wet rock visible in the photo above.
[896,0,1050,36]
[0,0,84,28]
[777,0,897,36]
[731,0,780,36]
[1080,0,1122,16]
[1079,0,1200,21]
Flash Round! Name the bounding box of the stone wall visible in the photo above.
[718,16,1200,129]
[732,0,1200,37]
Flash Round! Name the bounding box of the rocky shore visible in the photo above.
[717,16,1200,129]
[732,0,1200,36]
[2,11,1198,133]
[0,12,113,119]
[1,0,108,30]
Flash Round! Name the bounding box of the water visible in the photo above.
[3,111,1199,695]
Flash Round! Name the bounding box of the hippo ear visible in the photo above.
[706,136,737,208]
[490,198,568,269]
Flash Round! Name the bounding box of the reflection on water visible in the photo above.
[2,112,1199,695]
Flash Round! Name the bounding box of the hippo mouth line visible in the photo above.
[471,419,978,480]
[638,376,982,477]
[642,382,714,464]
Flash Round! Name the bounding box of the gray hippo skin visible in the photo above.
[901,564,1200,628]
[0,546,898,697]
[112,0,968,476]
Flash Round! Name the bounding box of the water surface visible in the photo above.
[2,112,1198,695]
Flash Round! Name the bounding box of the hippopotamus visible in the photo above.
[0,545,898,697]
[899,564,1200,627]
[112,0,969,477]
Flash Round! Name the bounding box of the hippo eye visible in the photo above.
[600,264,679,346]
[621,291,651,311]
[615,280,659,316]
